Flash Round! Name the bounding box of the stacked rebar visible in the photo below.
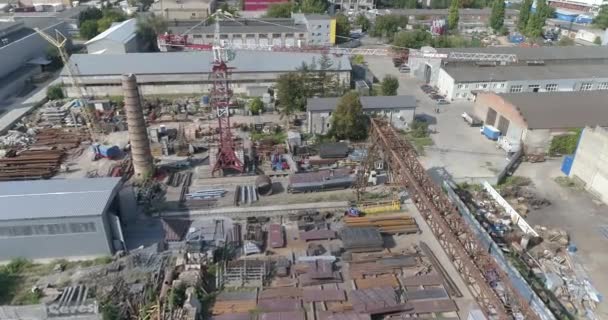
[122,74,154,179]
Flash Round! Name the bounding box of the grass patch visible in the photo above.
[250,131,287,144]
[403,134,434,155]
[554,176,585,191]
[497,175,531,190]
[457,182,483,193]
[549,129,581,156]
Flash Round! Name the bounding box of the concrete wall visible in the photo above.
[0,215,112,261]
[408,56,441,84]
[570,126,608,203]
[187,32,309,47]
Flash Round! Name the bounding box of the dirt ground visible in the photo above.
[515,159,608,318]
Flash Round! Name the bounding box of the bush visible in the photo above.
[249,97,264,115]
[409,119,429,138]
[47,84,64,100]
[549,129,581,156]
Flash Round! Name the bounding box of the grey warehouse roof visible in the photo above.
[436,46,608,61]
[307,95,416,112]
[497,91,608,129]
[442,63,608,82]
[86,18,136,45]
[65,51,351,76]
[0,177,122,221]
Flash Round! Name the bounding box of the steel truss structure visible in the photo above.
[210,50,243,175]
[448,52,518,63]
[369,118,537,320]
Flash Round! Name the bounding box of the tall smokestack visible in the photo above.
[122,74,154,179]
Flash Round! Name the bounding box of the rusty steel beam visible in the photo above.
[369,118,538,320]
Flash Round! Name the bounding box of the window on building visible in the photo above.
[206,34,214,39]
[193,34,202,39]
[580,82,593,91]
[509,85,523,93]
[0,222,97,238]
[545,84,558,92]
[457,84,464,89]
[499,83,505,88]
[599,82,608,90]
[528,85,540,92]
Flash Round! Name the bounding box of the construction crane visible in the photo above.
[34,28,100,141]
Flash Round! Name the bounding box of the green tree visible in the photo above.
[430,0,449,8]
[300,0,327,13]
[352,54,365,65]
[490,0,505,32]
[97,9,126,33]
[393,29,432,49]
[518,0,532,31]
[276,73,307,119]
[80,20,99,39]
[371,14,408,39]
[266,3,293,17]
[448,0,460,31]
[249,97,264,114]
[335,14,351,44]
[137,14,168,51]
[525,12,542,38]
[594,36,602,45]
[79,7,102,23]
[47,84,65,100]
[218,3,239,15]
[594,5,608,29]
[330,91,368,140]
[355,14,371,31]
[381,75,399,96]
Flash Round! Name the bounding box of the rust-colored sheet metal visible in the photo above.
[350,286,412,315]
[302,288,346,302]
[259,288,303,300]
[405,287,449,301]
[318,311,371,320]
[257,298,301,312]
[161,218,192,242]
[355,274,400,289]
[259,311,306,320]
[401,274,443,287]
[410,299,459,313]
[300,229,337,241]
[268,223,285,248]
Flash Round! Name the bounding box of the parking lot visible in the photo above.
[364,56,509,183]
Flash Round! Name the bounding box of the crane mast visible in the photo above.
[34,28,100,141]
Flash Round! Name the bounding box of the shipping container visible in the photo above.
[561,155,574,175]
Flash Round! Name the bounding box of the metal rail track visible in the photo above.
[370,118,538,320]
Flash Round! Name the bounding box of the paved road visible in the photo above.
[0,77,59,134]
[364,56,508,183]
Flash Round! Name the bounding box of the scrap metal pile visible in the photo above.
[0,128,88,181]
[369,118,537,319]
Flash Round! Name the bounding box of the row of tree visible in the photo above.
[79,7,127,40]
[266,0,329,17]
[517,0,554,38]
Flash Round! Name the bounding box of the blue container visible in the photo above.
[561,155,574,175]
[201,95,210,105]
[555,10,577,22]
[509,33,524,43]
[93,144,121,159]
[575,15,593,24]
[482,125,501,140]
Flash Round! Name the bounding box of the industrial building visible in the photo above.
[0,178,127,261]
[162,14,335,50]
[61,51,351,97]
[0,20,70,100]
[306,95,417,134]
[408,46,608,101]
[150,0,216,20]
[85,18,139,54]
[473,91,608,154]
[567,126,608,204]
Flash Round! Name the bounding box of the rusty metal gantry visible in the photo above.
[369,118,537,320]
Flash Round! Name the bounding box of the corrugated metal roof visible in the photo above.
[492,91,608,129]
[442,63,608,83]
[85,18,136,45]
[64,51,351,76]
[307,96,416,112]
[0,177,122,221]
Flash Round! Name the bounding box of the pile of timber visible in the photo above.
[33,128,87,150]
[344,215,418,234]
[0,149,64,180]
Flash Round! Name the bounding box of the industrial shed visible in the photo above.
[61,51,351,98]
[474,91,608,154]
[306,95,416,134]
[85,18,139,54]
[0,177,126,261]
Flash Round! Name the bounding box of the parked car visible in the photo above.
[420,84,433,92]
[393,58,404,67]
[399,65,410,73]
[437,99,449,105]
[430,94,444,100]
